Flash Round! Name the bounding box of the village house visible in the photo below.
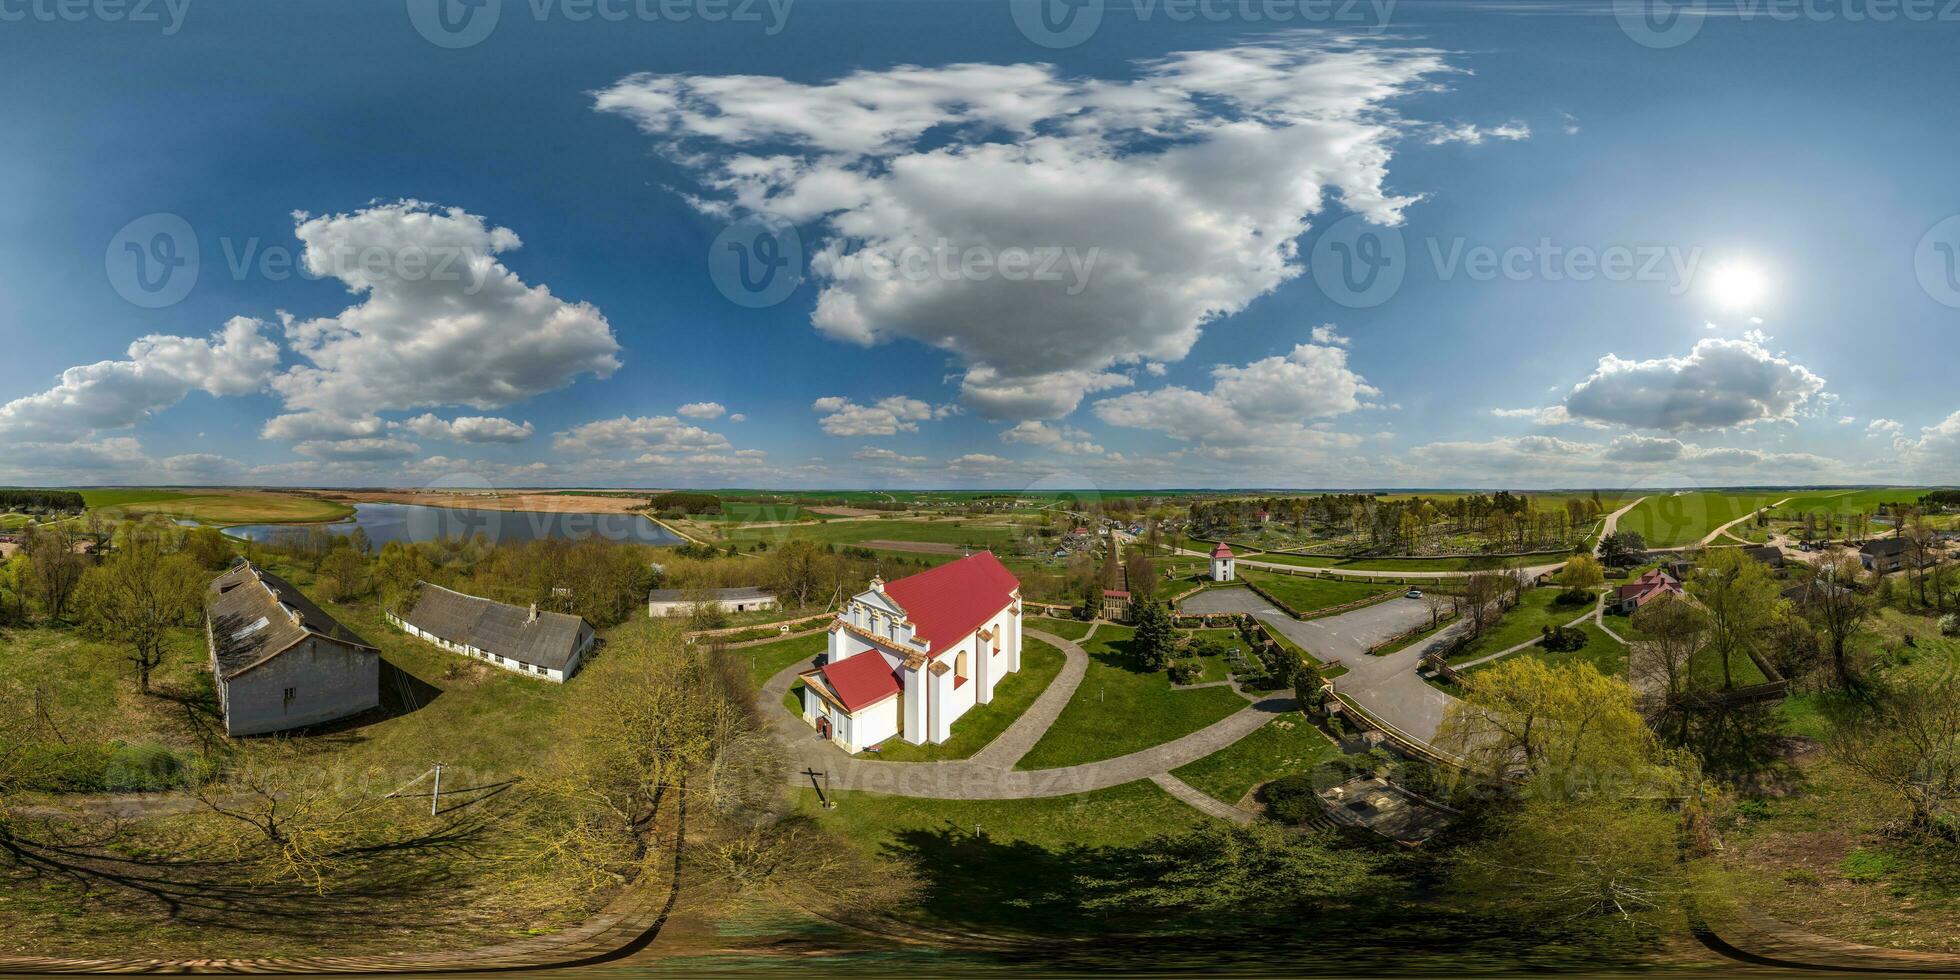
[1611,568,1684,614]
[1859,537,1918,574]
[391,582,595,683]
[206,562,380,736]
[798,552,1022,753]
[1211,541,1237,582]
[646,586,777,617]
[1102,589,1132,621]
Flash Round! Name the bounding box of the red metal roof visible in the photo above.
[819,651,901,712]
[880,551,1019,654]
[1211,542,1235,559]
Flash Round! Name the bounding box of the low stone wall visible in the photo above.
[1241,575,1400,622]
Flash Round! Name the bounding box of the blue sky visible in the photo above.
[4,0,1959,490]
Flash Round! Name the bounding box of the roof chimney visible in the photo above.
[527,602,538,623]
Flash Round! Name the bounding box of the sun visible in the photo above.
[1705,259,1770,311]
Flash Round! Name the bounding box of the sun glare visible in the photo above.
[1705,259,1770,311]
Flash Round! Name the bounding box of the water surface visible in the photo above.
[224,502,684,547]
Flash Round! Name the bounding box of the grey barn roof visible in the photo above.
[1861,538,1911,557]
[207,563,376,679]
[647,586,774,602]
[401,582,591,670]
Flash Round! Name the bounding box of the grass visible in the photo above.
[1016,625,1248,771]
[1028,616,1093,641]
[720,517,1028,551]
[690,501,811,523]
[1170,715,1339,805]
[793,780,1211,934]
[1237,569,1398,617]
[75,488,190,508]
[1615,491,1788,549]
[1448,587,1597,665]
[1177,627,1248,684]
[95,490,355,526]
[865,638,1067,761]
[1251,552,1556,572]
[727,631,828,689]
[1464,621,1628,679]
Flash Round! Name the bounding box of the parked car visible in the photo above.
[1406,589,1423,599]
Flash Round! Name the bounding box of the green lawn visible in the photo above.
[1465,621,1629,679]
[1028,616,1093,641]
[1449,587,1596,665]
[1237,569,1398,617]
[794,779,1212,934]
[867,638,1067,762]
[720,517,1028,551]
[1688,645,1770,689]
[1016,625,1248,770]
[74,488,190,508]
[1178,627,1248,684]
[1616,491,1788,549]
[1170,715,1340,806]
[729,631,829,688]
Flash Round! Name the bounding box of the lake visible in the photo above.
[223,502,686,547]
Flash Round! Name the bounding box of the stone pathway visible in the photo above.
[1149,772,1254,825]
[761,627,1294,800]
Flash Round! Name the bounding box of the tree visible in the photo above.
[1628,591,1708,706]
[23,526,86,622]
[1687,547,1782,691]
[1451,798,1699,932]
[1460,572,1511,639]
[1123,550,1158,601]
[1132,599,1177,671]
[75,541,205,695]
[1436,657,1670,800]
[1598,530,1647,567]
[1824,662,1960,834]
[314,545,369,603]
[1557,554,1605,591]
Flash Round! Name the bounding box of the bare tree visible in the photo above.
[1826,665,1960,834]
[75,541,206,694]
[23,526,86,622]
[1800,547,1873,689]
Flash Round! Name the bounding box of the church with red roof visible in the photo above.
[797,551,1023,753]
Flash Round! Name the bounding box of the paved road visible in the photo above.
[759,627,1294,800]
[1171,548,1566,581]
[1177,590,1462,744]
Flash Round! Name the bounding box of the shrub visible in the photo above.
[1553,587,1595,607]
[1168,659,1203,685]
[1538,624,1588,652]
[1260,773,1322,825]
[1941,614,1959,637]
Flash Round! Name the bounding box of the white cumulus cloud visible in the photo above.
[1562,337,1826,431]
[596,38,1458,418]
[0,317,277,442]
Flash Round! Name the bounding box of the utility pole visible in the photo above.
[431,762,443,816]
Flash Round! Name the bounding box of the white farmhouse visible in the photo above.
[1211,542,1236,582]
[798,552,1022,753]
[390,582,595,683]
[646,586,777,617]
[206,562,380,736]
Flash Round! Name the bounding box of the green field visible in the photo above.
[1773,488,1940,519]
[75,488,193,508]
[91,490,355,526]
[1237,569,1400,617]
[690,501,812,523]
[865,638,1068,762]
[1614,491,1788,549]
[720,517,1029,551]
[1016,625,1248,770]
[1170,715,1339,806]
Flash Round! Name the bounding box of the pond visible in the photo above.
[223,502,686,547]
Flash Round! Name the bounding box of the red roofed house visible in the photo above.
[1612,569,1684,614]
[798,552,1023,753]
[1210,542,1236,582]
